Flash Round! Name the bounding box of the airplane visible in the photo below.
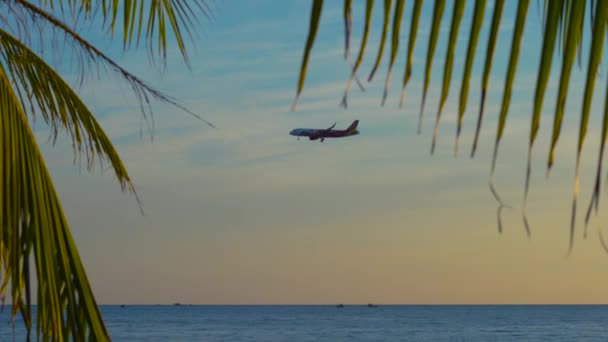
[289,120,360,142]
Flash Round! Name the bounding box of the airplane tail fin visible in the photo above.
[347,120,359,132]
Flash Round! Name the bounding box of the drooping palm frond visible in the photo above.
[0,29,134,189]
[455,0,485,156]
[0,59,109,340]
[293,1,608,250]
[580,0,606,236]
[6,0,214,127]
[418,0,445,134]
[0,0,212,339]
[22,0,213,66]
[398,0,422,108]
[431,0,464,154]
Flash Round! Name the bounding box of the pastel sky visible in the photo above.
[34,1,608,304]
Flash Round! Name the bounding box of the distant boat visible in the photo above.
[173,302,182,306]
[120,304,126,308]
[367,304,379,308]
[336,304,344,308]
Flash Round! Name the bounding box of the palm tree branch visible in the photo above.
[293,0,608,250]
[37,0,211,66]
[0,60,109,340]
[0,28,137,197]
[9,0,214,127]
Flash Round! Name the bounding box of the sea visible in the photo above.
[1,305,608,341]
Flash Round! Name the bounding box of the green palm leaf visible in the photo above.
[368,0,393,82]
[431,0,465,154]
[381,0,405,106]
[580,0,607,236]
[455,0,485,156]
[549,0,586,253]
[0,0,213,338]
[471,0,505,157]
[399,0,423,108]
[341,0,374,108]
[292,0,323,111]
[419,0,445,134]
[0,60,108,340]
[0,29,135,192]
[9,1,213,127]
[293,0,608,250]
[344,0,353,60]
[522,0,561,236]
[13,0,211,67]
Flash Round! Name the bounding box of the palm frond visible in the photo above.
[367,0,393,82]
[381,0,405,106]
[0,1,215,339]
[552,0,586,253]
[419,0,445,134]
[431,0,465,154]
[341,0,374,108]
[343,0,353,60]
[0,28,135,194]
[32,0,212,66]
[291,0,323,111]
[7,0,214,128]
[398,0,422,108]
[584,0,608,235]
[293,0,608,250]
[455,0,485,156]
[471,0,505,157]
[0,60,109,340]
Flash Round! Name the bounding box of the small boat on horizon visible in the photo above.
[336,304,344,308]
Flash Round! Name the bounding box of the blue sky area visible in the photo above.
[31,1,608,304]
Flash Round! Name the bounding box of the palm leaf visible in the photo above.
[13,0,211,67]
[399,0,423,108]
[471,0,504,157]
[0,0,215,338]
[294,1,607,249]
[368,0,393,82]
[431,0,465,154]
[344,0,353,60]
[548,0,585,173]
[419,0,446,134]
[0,60,109,340]
[485,0,528,236]
[584,0,608,234]
[341,0,374,108]
[0,29,135,193]
[522,0,562,236]
[9,1,213,127]
[381,0,405,106]
[292,0,323,111]
[547,0,586,253]
[455,0,485,156]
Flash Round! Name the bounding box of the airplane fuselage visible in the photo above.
[289,120,360,142]
[289,128,359,140]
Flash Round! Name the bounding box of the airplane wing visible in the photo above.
[324,122,336,132]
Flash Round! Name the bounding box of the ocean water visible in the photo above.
[1,305,608,341]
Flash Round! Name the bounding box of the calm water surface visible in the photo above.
[1,305,608,341]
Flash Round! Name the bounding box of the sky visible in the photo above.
[32,1,608,305]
